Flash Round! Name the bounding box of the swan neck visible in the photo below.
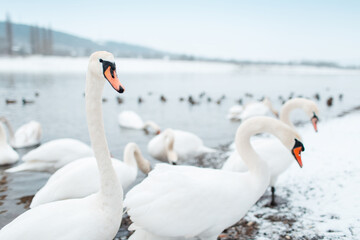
[280,99,303,129]
[164,129,177,164]
[236,118,296,179]
[85,71,122,200]
[0,117,15,142]
[143,121,160,132]
[235,130,268,176]
[124,143,149,174]
[0,123,7,145]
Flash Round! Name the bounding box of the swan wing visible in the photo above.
[173,130,211,158]
[239,102,270,120]
[125,164,247,238]
[31,158,135,207]
[222,150,247,171]
[0,145,19,165]
[118,111,144,129]
[0,195,121,240]
[22,138,93,163]
[13,121,42,148]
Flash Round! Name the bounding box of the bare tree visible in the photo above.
[41,27,47,55]
[48,26,53,55]
[33,25,40,54]
[5,13,13,55]
[30,25,36,54]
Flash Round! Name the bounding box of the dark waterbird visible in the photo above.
[5,99,17,104]
[314,93,320,101]
[160,95,167,102]
[326,97,333,107]
[22,98,35,105]
[117,96,124,104]
[188,96,197,105]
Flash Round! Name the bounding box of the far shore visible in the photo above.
[0,56,359,75]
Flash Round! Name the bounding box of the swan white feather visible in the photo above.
[118,110,160,134]
[147,128,215,164]
[5,138,93,173]
[0,117,42,148]
[0,123,19,165]
[230,97,278,121]
[30,142,150,208]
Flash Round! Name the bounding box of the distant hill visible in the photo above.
[0,21,358,69]
[0,21,173,58]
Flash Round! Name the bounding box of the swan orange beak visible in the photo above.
[311,113,319,132]
[292,139,305,168]
[156,130,161,135]
[104,66,124,93]
[292,147,303,168]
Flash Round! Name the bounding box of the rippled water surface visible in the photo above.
[0,68,359,232]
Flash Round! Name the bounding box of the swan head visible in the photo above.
[124,142,151,174]
[291,138,305,168]
[308,102,320,132]
[262,97,279,117]
[88,51,124,93]
[143,121,161,135]
[163,128,178,164]
[0,122,7,145]
[295,98,320,132]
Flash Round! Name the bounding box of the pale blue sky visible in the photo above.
[1,0,360,64]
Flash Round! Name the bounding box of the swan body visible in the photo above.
[147,128,214,164]
[124,117,304,240]
[223,98,319,187]
[0,117,42,148]
[227,105,243,120]
[6,138,94,173]
[30,142,150,208]
[230,97,278,121]
[0,51,124,239]
[0,123,19,165]
[118,110,160,134]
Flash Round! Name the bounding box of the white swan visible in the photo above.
[0,117,42,148]
[147,128,214,164]
[227,104,243,120]
[0,123,19,165]
[118,110,161,134]
[30,142,150,208]
[0,51,124,239]
[5,138,94,173]
[124,117,304,240]
[229,97,278,121]
[222,98,319,205]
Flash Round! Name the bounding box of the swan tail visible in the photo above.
[5,163,31,173]
[128,228,168,240]
[198,145,216,154]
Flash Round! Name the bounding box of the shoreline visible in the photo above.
[0,56,359,75]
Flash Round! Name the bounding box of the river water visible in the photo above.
[0,63,359,235]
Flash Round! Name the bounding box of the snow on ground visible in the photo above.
[219,111,360,239]
[0,56,359,75]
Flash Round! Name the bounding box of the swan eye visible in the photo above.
[293,138,305,152]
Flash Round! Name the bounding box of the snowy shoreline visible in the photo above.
[0,56,359,75]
